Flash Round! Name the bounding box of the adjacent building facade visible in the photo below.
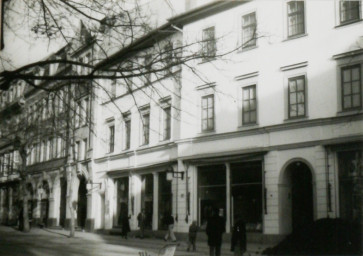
[0,0,362,242]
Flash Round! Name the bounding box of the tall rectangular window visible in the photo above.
[288,76,306,118]
[83,139,88,160]
[202,26,216,60]
[242,85,257,125]
[141,111,150,145]
[340,0,361,24]
[342,65,361,110]
[287,1,305,37]
[48,138,53,159]
[109,125,115,153]
[76,141,81,160]
[242,12,257,49]
[201,95,215,131]
[124,116,131,150]
[162,106,171,140]
[110,80,117,99]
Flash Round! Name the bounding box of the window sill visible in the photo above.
[238,45,258,53]
[283,116,309,123]
[198,57,217,65]
[337,108,363,116]
[238,123,259,130]
[283,33,308,42]
[198,129,216,136]
[335,19,362,28]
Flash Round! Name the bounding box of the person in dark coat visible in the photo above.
[163,212,176,242]
[206,208,226,256]
[187,220,198,252]
[231,217,247,256]
[121,214,131,239]
[137,209,146,238]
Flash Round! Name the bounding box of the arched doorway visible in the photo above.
[280,160,314,233]
[77,176,87,229]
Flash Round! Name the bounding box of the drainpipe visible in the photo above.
[325,148,332,216]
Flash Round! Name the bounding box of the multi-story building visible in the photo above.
[0,0,362,244]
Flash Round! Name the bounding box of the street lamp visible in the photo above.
[166,166,184,180]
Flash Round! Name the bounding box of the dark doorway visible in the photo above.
[116,177,129,227]
[289,162,314,231]
[40,181,50,226]
[141,174,153,230]
[59,178,67,227]
[158,172,172,230]
[198,165,226,229]
[77,176,87,229]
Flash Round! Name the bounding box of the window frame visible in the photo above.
[141,110,150,145]
[109,124,115,153]
[241,12,257,49]
[339,0,361,25]
[287,75,307,119]
[202,26,216,61]
[201,94,215,132]
[242,85,257,125]
[286,0,306,38]
[162,105,171,141]
[341,64,362,111]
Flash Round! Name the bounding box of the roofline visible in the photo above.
[95,22,179,71]
[168,0,248,27]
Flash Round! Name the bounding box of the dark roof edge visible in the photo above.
[168,0,248,27]
[95,22,177,70]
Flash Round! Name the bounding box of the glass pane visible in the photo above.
[290,93,297,104]
[298,103,305,115]
[352,81,360,94]
[289,80,296,92]
[202,109,207,119]
[244,112,250,123]
[208,108,213,117]
[290,105,297,117]
[297,78,304,91]
[243,89,249,99]
[208,118,214,128]
[352,95,360,107]
[250,99,256,110]
[250,111,256,122]
[250,87,255,98]
[343,69,351,82]
[343,83,352,95]
[352,68,360,80]
[297,91,305,103]
[244,101,250,111]
[208,96,213,106]
[344,96,352,109]
[202,98,207,108]
[202,120,207,130]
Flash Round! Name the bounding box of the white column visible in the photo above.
[152,172,159,230]
[226,163,231,233]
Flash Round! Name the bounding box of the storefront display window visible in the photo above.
[231,161,262,232]
[141,174,153,229]
[198,165,226,229]
[116,177,129,226]
[158,172,172,230]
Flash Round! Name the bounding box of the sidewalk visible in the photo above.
[0,225,273,256]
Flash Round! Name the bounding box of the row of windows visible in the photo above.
[27,137,66,165]
[201,64,362,132]
[202,0,361,59]
[107,104,172,153]
[0,151,19,176]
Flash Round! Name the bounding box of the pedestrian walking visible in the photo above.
[137,209,146,239]
[231,216,247,256]
[163,212,176,242]
[206,208,225,256]
[187,220,198,252]
[121,214,131,239]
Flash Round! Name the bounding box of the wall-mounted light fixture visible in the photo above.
[166,166,184,180]
[86,181,102,191]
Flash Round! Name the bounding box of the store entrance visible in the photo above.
[198,165,226,230]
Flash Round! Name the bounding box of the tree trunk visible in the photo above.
[67,166,75,237]
[21,182,30,232]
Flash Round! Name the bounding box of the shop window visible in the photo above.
[116,177,129,226]
[231,161,263,232]
[141,174,153,229]
[198,165,226,229]
[158,172,172,230]
[338,150,363,223]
